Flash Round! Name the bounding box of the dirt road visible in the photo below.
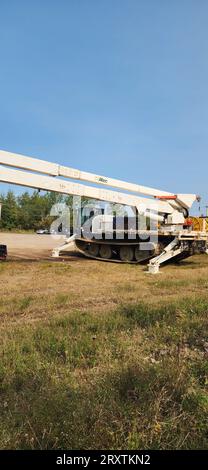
[0,232,75,259]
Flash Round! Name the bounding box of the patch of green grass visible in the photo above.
[0,295,34,317]
[150,278,190,289]
[0,297,207,449]
[54,293,71,307]
[0,263,7,274]
[18,296,33,312]
[196,278,208,288]
[40,262,72,273]
[116,282,137,292]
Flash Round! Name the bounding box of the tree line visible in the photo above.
[0,191,73,231]
[0,190,132,232]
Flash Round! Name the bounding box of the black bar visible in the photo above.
[0,450,207,467]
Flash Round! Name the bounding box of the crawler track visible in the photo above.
[75,238,161,264]
[74,235,196,265]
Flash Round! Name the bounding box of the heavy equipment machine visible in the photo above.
[0,149,207,273]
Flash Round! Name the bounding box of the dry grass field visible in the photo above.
[0,234,208,449]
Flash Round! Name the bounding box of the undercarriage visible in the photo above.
[52,229,208,273]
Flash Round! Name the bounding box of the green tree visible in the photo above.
[0,191,19,230]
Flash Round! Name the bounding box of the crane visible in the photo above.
[0,149,207,272]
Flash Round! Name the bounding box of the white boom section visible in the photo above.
[0,149,176,198]
[0,149,197,212]
[0,165,174,215]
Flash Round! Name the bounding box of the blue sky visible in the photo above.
[0,0,207,214]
